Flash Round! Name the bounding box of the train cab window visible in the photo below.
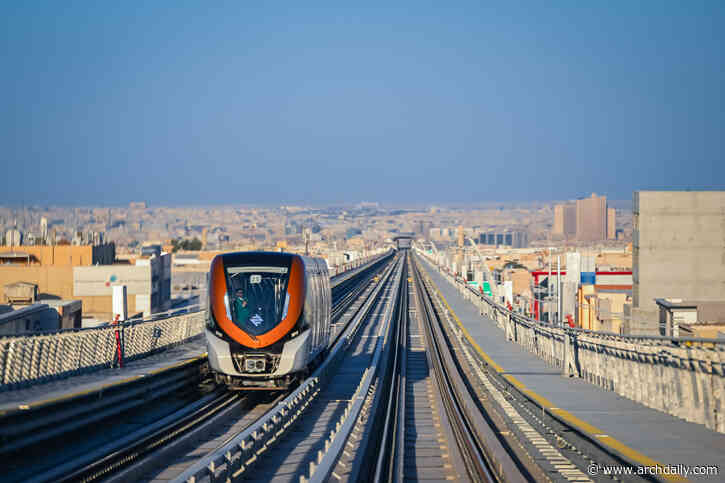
[225,265,291,335]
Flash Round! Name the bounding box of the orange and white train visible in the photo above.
[205,252,331,389]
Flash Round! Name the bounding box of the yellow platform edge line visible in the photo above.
[420,263,686,482]
[2,353,208,415]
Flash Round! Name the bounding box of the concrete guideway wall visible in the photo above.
[416,250,725,434]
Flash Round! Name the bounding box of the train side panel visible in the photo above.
[301,256,330,362]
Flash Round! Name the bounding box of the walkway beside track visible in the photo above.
[0,340,205,416]
[419,257,725,478]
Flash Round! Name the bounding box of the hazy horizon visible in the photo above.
[0,198,635,210]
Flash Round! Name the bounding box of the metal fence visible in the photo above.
[0,311,205,391]
[416,250,725,434]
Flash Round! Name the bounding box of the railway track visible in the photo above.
[372,256,464,482]
[2,255,393,483]
[414,254,641,482]
[407,253,526,482]
[255,252,525,483]
[7,250,627,483]
[363,252,526,483]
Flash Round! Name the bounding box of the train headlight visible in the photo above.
[244,357,266,373]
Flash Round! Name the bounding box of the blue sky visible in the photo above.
[2,1,723,205]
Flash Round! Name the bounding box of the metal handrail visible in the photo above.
[418,248,725,347]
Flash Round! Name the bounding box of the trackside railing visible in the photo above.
[0,252,393,393]
[414,249,725,434]
[0,312,206,392]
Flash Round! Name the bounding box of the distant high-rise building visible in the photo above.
[607,208,616,240]
[553,206,564,235]
[576,193,607,241]
[553,204,576,238]
[40,217,48,243]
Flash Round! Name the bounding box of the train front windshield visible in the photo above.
[224,265,291,336]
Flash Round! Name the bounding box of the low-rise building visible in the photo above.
[0,243,170,321]
[74,253,171,319]
[655,298,725,338]
[0,303,79,335]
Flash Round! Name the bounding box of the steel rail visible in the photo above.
[103,391,289,483]
[413,257,531,481]
[412,257,496,482]
[29,390,242,483]
[372,256,408,483]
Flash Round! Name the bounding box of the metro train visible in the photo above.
[205,251,331,389]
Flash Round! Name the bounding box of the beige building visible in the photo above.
[553,204,576,238]
[0,243,170,320]
[0,243,115,267]
[607,207,616,239]
[576,193,608,242]
[631,191,725,335]
[656,298,725,338]
[74,253,171,318]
